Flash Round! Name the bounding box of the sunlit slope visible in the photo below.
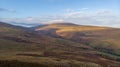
[35,23,108,33]
[35,23,110,38]
[35,23,112,40]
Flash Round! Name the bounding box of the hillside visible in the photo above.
[35,23,120,65]
[0,22,120,67]
[35,23,109,37]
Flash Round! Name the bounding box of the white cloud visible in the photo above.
[46,19,65,24]
[62,9,120,27]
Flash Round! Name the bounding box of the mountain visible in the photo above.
[0,22,120,67]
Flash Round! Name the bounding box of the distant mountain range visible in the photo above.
[0,21,120,67]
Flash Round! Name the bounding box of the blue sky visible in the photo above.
[0,0,120,27]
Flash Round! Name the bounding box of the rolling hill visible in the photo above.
[0,22,120,67]
[35,23,120,49]
[35,23,120,65]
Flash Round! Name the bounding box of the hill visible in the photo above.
[0,22,120,67]
[35,23,120,65]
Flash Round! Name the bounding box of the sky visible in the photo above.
[0,0,120,27]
